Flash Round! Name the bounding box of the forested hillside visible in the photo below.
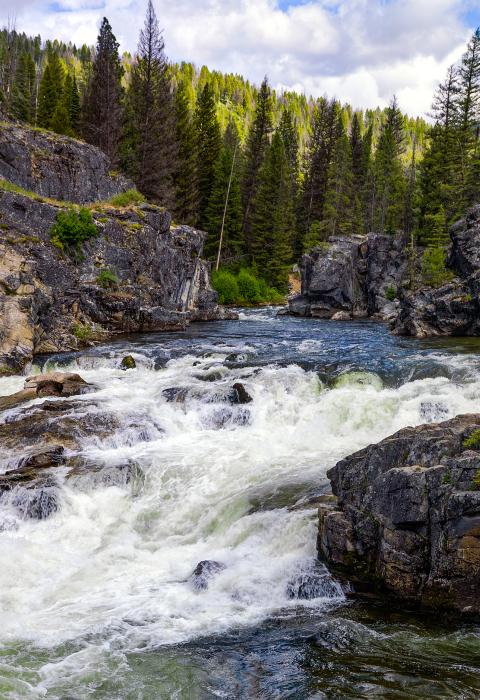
[0,4,479,294]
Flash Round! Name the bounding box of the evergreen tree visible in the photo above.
[37,53,64,128]
[204,130,243,264]
[320,113,354,237]
[350,113,367,234]
[241,77,273,255]
[251,131,293,290]
[68,73,81,133]
[173,80,198,225]
[458,28,480,209]
[371,96,406,234]
[82,17,123,162]
[12,51,36,123]
[195,81,222,227]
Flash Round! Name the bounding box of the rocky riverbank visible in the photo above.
[318,414,480,614]
[0,119,231,374]
[289,205,480,337]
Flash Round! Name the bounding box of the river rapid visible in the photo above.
[0,308,479,699]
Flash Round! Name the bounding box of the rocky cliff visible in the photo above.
[318,414,480,614]
[0,121,228,373]
[289,206,480,337]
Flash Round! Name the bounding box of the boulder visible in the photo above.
[190,560,226,591]
[318,414,480,613]
[120,355,136,370]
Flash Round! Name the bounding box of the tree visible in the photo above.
[173,80,198,225]
[12,51,36,122]
[82,17,123,162]
[241,77,273,254]
[457,28,480,209]
[204,123,243,264]
[195,81,221,227]
[37,53,64,128]
[250,131,293,290]
[320,113,354,237]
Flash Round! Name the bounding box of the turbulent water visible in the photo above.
[1,308,480,699]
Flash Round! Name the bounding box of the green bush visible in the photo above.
[237,269,261,303]
[71,321,94,342]
[108,189,145,207]
[96,268,119,289]
[463,429,480,449]
[50,208,97,252]
[422,246,454,288]
[211,270,240,304]
[385,285,397,301]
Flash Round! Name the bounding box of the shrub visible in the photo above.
[473,469,480,490]
[50,208,97,253]
[211,270,239,304]
[71,321,94,342]
[108,189,145,207]
[385,285,397,301]
[237,269,261,303]
[463,429,480,449]
[422,246,454,288]
[96,268,119,289]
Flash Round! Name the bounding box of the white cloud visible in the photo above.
[1,0,476,117]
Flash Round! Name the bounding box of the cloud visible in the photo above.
[1,0,477,116]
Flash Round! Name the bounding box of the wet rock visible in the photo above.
[66,459,144,491]
[24,371,92,397]
[190,560,226,591]
[286,565,343,600]
[202,406,251,430]
[120,355,136,370]
[420,401,449,423]
[162,387,189,403]
[10,479,59,520]
[318,413,480,614]
[331,311,352,321]
[231,382,253,404]
[195,369,225,382]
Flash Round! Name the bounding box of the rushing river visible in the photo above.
[1,308,480,699]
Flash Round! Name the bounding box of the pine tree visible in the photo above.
[82,17,123,162]
[371,96,406,234]
[37,53,64,128]
[173,80,198,225]
[69,73,81,133]
[321,113,354,237]
[241,77,273,255]
[204,134,242,264]
[458,28,480,209]
[350,113,367,235]
[12,51,36,122]
[251,131,293,290]
[195,81,221,227]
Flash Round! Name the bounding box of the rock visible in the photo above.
[120,355,136,370]
[231,383,253,404]
[190,560,226,591]
[0,372,92,412]
[162,387,189,403]
[331,311,352,321]
[286,563,343,600]
[318,414,480,614]
[0,118,229,372]
[66,459,144,491]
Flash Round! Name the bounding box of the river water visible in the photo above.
[0,308,479,698]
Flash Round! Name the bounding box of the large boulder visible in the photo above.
[318,414,480,613]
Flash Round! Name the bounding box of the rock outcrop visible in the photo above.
[318,414,480,614]
[289,233,408,321]
[0,120,230,373]
[393,206,480,337]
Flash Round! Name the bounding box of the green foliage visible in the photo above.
[463,429,480,449]
[472,469,480,490]
[212,268,284,305]
[71,321,94,342]
[50,207,97,252]
[108,189,145,207]
[421,246,454,288]
[195,82,222,227]
[385,285,397,301]
[96,268,119,288]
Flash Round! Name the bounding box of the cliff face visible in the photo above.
[0,122,227,374]
[290,205,480,337]
[0,121,131,203]
[318,415,480,614]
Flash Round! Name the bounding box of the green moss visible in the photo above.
[442,471,452,485]
[108,189,145,207]
[128,222,142,231]
[97,217,109,224]
[0,223,8,230]
[385,285,397,301]
[463,429,480,449]
[472,469,480,490]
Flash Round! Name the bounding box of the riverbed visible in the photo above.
[0,308,479,698]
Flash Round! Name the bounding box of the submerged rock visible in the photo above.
[190,560,226,591]
[120,355,136,370]
[231,383,253,404]
[0,372,93,412]
[318,414,480,614]
[286,564,344,600]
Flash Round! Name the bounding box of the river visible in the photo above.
[0,308,479,698]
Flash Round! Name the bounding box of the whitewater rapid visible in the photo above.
[1,308,480,697]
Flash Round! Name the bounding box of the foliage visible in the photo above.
[96,268,119,288]
[50,207,97,252]
[421,246,454,288]
[108,189,145,207]
[463,429,480,449]
[385,285,397,301]
[71,321,95,342]
[212,268,284,305]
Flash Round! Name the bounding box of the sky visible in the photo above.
[1,0,480,117]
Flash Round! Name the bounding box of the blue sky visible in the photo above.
[2,0,479,116]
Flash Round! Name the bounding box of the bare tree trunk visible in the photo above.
[216,144,237,271]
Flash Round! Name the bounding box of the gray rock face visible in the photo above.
[290,233,408,320]
[393,206,480,337]
[0,121,131,203]
[318,414,480,613]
